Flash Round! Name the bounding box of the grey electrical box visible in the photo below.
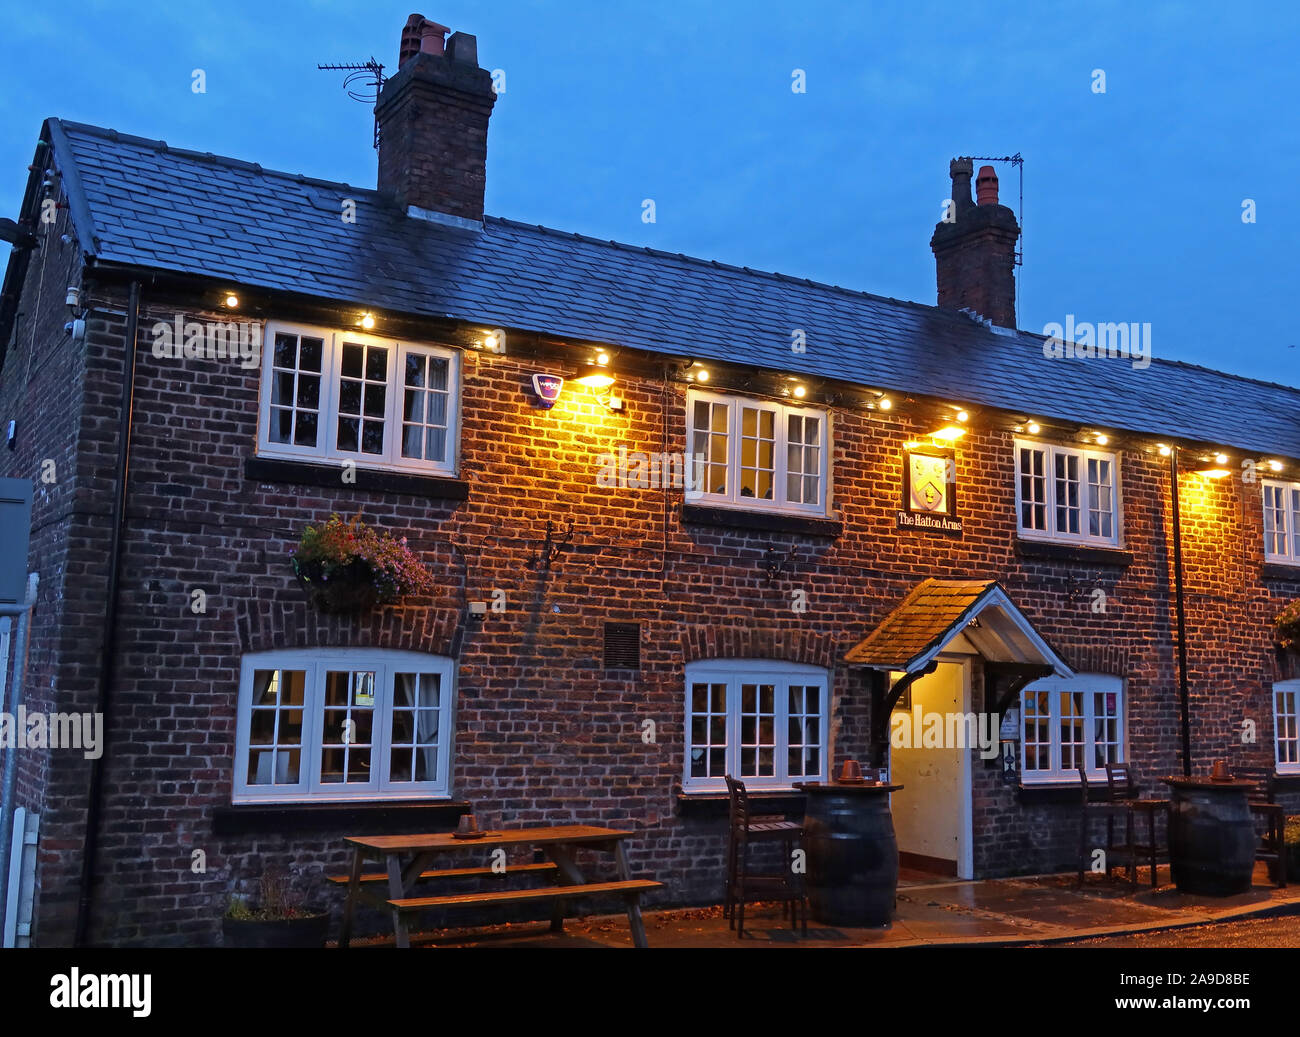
[0,478,32,606]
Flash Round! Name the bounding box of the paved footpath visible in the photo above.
[374,863,1300,948]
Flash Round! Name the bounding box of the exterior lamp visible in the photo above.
[1095,434,1110,446]
[878,396,892,411]
[360,313,376,330]
[1268,460,1283,472]
[574,373,615,390]
[930,425,966,442]
[1027,421,1041,434]
[1198,468,1232,479]
[1158,444,1171,457]
[1215,453,1229,465]
[224,293,239,308]
[955,409,969,423]
[793,385,807,399]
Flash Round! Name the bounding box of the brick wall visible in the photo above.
[3,270,1298,945]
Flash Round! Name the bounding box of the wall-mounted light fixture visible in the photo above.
[224,293,239,309]
[359,312,376,330]
[929,425,966,442]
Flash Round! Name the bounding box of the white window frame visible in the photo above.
[685,388,830,516]
[1014,439,1121,548]
[682,659,830,792]
[257,320,461,476]
[233,648,455,803]
[1019,673,1125,784]
[1275,680,1300,775]
[1263,479,1300,565]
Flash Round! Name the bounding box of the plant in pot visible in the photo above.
[291,511,433,614]
[223,864,330,948]
[1277,600,1300,655]
[1274,816,1300,886]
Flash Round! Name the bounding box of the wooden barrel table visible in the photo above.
[798,782,902,927]
[1162,777,1256,896]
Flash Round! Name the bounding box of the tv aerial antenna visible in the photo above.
[965,152,1024,320]
[317,58,387,148]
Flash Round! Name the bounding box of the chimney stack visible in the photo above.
[930,158,1020,328]
[376,14,496,224]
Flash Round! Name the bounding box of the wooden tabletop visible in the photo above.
[794,781,903,794]
[1161,776,1256,790]
[345,824,634,853]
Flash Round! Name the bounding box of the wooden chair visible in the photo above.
[1104,763,1166,888]
[1077,765,1141,889]
[1237,765,1286,889]
[724,775,808,937]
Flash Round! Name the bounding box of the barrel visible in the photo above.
[802,785,900,926]
[1167,785,1256,896]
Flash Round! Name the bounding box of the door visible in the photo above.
[888,658,973,878]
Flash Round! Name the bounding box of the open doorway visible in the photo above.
[887,656,974,880]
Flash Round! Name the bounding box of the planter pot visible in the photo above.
[292,557,387,614]
[222,910,330,948]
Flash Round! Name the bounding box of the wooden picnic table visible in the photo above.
[335,824,661,949]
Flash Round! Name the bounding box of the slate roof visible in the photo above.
[42,118,1300,459]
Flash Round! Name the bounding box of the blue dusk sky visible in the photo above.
[2,0,1296,386]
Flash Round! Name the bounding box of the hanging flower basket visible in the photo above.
[290,512,432,614]
[1277,600,1300,655]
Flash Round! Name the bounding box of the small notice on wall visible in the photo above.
[896,447,962,535]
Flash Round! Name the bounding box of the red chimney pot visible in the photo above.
[420,19,450,56]
[976,165,999,206]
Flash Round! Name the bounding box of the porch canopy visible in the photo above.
[844,579,1074,757]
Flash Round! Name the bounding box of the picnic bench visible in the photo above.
[335,824,662,948]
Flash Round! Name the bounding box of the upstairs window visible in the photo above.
[258,321,459,475]
[1015,440,1120,547]
[1263,480,1300,564]
[686,389,829,514]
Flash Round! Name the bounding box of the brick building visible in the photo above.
[1,16,1298,947]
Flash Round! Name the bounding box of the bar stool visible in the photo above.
[723,774,808,937]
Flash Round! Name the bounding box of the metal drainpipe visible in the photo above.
[74,280,141,946]
[0,573,41,933]
[1170,447,1193,777]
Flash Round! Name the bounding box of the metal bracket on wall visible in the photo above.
[762,544,798,585]
[532,518,575,570]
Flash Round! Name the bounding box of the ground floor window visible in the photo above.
[233,648,454,802]
[1020,673,1124,783]
[1276,681,1299,774]
[683,659,829,792]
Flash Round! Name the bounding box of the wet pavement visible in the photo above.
[357,863,1300,948]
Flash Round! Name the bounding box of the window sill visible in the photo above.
[676,790,808,818]
[1016,782,1115,804]
[1262,561,1300,581]
[681,503,842,538]
[212,800,470,836]
[1015,538,1133,567]
[245,456,469,500]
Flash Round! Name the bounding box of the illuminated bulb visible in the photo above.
[596,352,610,366]
[931,425,966,442]
[956,410,969,423]
[1268,460,1283,472]
[224,293,239,308]
[695,367,709,383]
[1200,468,1232,479]
[1158,445,1171,457]
[793,385,807,399]
[878,396,892,411]
[360,313,375,330]
[1095,434,1109,446]
[575,373,615,389]
[1215,453,1228,465]
[1027,422,1041,435]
